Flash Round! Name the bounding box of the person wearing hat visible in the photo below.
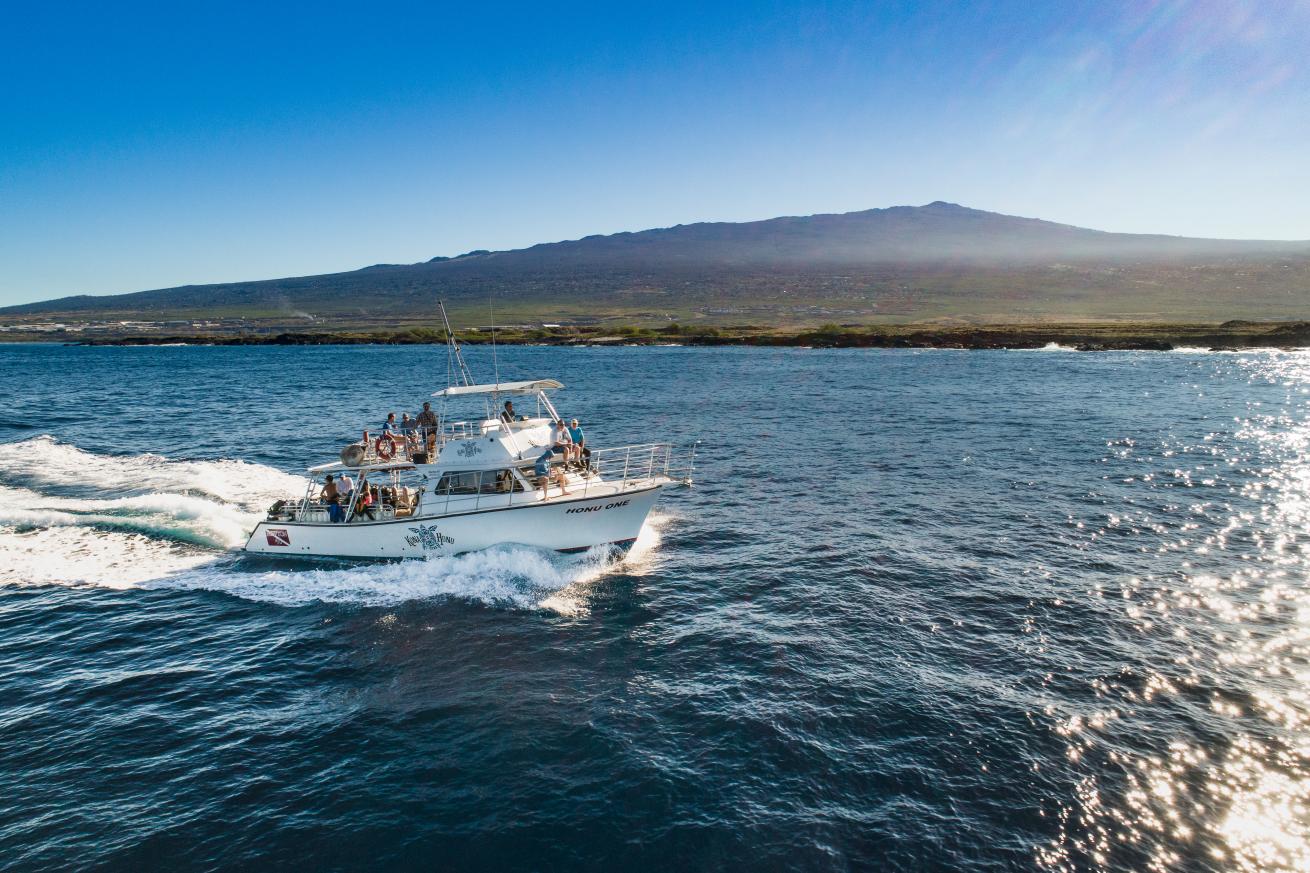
[567,418,586,469]
[534,448,571,499]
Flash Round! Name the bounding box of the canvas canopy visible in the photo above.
[432,379,564,398]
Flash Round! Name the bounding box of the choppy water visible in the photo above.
[3,343,1310,871]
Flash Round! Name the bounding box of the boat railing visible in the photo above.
[417,442,692,514]
[442,420,482,441]
[352,419,529,464]
[283,482,420,524]
[578,442,695,497]
[272,440,696,523]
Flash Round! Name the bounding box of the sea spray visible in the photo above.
[0,435,307,512]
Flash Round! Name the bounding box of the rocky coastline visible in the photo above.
[64,320,1310,351]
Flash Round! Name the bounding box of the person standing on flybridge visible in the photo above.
[416,402,438,453]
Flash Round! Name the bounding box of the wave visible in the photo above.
[154,541,634,610]
[0,435,306,513]
[0,483,258,547]
[0,436,664,610]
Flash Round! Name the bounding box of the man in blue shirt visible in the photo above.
[534,449,571,499]
[568,418,587,470]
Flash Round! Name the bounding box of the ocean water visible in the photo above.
[3,343,1310,871]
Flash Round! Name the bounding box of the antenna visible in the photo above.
[489,290,500,390]
[438,300,475,387]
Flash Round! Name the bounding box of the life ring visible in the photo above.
[375,434,397,460]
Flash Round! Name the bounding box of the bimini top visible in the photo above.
[432,379,563,398]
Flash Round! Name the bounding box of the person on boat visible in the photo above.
[500,400,516,423]
[382,412,399,434]
[534,448,570,498]
[355,484,378,521]
[568,418,587,469]
[321,475,342,523]
[551,419,573,460]
[400,413,419,453]
[338,472,355,510]
[415,402,439,454]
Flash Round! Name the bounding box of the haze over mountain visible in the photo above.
[6,202,1310,324]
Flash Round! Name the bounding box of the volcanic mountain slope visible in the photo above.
[7,202,1310,323]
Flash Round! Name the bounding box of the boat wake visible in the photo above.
[0,436,662,611]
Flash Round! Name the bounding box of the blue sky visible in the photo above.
[2,0,1308,305]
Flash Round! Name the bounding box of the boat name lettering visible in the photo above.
[566,500,630,515]
[405,524,456,550]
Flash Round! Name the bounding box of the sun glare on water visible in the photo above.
[1042,352,1310,872]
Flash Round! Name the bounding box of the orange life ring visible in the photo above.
[375,434,397,460]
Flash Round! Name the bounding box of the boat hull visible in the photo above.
[242,484,665,559]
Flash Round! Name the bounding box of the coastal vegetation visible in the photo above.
[62,320,1310,351]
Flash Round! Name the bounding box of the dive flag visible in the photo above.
[266,528,291,547]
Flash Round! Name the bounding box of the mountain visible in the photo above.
[6,202,1310,324]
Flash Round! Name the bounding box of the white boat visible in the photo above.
[242,377,693,560]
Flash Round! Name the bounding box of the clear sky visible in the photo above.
[2,0,1308,305]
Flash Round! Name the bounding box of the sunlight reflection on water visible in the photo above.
[1043,353,1310,873]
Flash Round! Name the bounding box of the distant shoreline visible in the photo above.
[40,320,1310,351]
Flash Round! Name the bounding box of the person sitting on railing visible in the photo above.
[534,448,571,499]
[551,419,574,462]
[568,418,588,470]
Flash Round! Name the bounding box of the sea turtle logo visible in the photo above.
[456,442,482,458]
[405,524,456,551]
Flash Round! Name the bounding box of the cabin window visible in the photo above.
[435,470,524,496]
[435,471,480,495]
[479,469,523,494]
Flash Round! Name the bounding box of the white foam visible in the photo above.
[0,435,306,514]
[537,510,669,614]
[0,526,221,589]
[160,545,586,608]
[168,516,667,611]
[0,436,304,588]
